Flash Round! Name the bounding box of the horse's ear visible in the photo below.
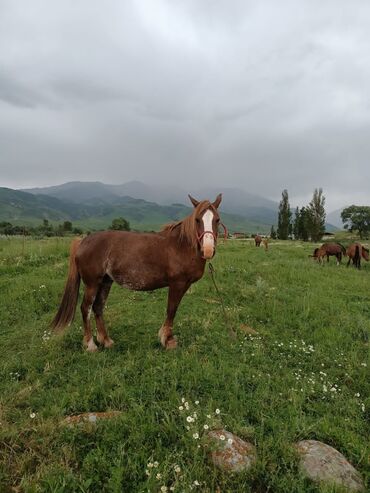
[188,194,200,207]
[212,193,222,209]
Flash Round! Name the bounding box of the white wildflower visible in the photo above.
[203,424,209,430]
[161,486,168,492]
[193,432,199,439]
[227,438,233,444]
[153,461,159,468]
[174,465,181,473]
[215,409,220,415]
[178,406,184,411]
[156,473,162,480]
[219,434,225,441]
[30,412,36,419]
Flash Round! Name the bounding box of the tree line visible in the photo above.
[275,188,370,241]
[0,217,130,237]
[275,188,326,241]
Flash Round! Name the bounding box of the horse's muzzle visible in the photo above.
[201,246,216,260]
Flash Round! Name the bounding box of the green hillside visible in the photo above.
[0,188,271,234]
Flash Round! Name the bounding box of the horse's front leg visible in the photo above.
[159,282,191,350]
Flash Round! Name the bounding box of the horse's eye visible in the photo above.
[196,218,200,224]
[216,218,220,223]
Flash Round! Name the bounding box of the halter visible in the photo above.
[196,222,228,247]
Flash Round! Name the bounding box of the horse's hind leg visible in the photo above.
[159,282,190,349]
[93,277,114,348]
[81,284,99,352]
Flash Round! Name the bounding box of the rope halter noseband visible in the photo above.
[196,217,228,256]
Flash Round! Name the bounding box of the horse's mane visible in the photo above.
[161,200,214,249]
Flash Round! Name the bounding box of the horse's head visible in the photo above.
[189,193,223,260]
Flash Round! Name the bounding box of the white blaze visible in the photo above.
[202,210,214,257]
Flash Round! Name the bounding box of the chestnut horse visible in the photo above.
[346,243,369,269]
[255,235,262,247]
[311,243,346,265]
[51,194,223,351]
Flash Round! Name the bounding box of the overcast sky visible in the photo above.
[1,0,370,211]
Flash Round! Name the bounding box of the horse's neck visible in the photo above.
[163,226,202,259]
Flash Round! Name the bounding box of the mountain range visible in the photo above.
[0,182,278,233]
[0,180,340,232]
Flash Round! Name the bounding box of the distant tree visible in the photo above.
[0,221,13,235]
[298,207,310,241]
[63,221,73,232]
[270,225,277,239]
[307,188,326,242]
[277,189,292,240]
[72,227,83,235]
[110,217,130,231]
[293,207,300,239]
[40,218,54,236]
[341,205,370,239]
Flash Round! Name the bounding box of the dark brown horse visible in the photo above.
[52,194,223,351]
[346,242,369,269]
[311,243,346,265]
[255,235,262,247]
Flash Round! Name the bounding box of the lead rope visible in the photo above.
[208,262,237,339]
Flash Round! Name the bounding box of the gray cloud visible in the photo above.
[1,0,370,210]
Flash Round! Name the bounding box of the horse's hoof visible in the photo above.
[104,338,114,348]
[165,337,177,350]
[85,338,98,352]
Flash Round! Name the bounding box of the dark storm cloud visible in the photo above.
[1,0,370,210]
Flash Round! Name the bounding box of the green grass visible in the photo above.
[0,237,369,492]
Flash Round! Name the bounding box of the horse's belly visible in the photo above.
[109,267,168,291]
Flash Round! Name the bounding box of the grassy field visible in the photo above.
[0,236,369,492]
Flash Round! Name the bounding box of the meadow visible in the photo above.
[0,236,368,492]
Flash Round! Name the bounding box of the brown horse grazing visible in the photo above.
[51,194,224,351]
[311,243,346,265]
[346,242,369,269]
[255,235,262,247]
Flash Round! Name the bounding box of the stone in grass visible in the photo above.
[62,411,122,426]
[239,324,259,335]
[207,430,256,473]
[295,440,365,492]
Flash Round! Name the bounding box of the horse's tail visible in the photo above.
[337,242,346,255]
[354,244,361,268]
[51,239,82,331]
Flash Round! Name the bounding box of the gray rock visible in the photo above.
[207,429,256,473]
[295,440,365,492]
